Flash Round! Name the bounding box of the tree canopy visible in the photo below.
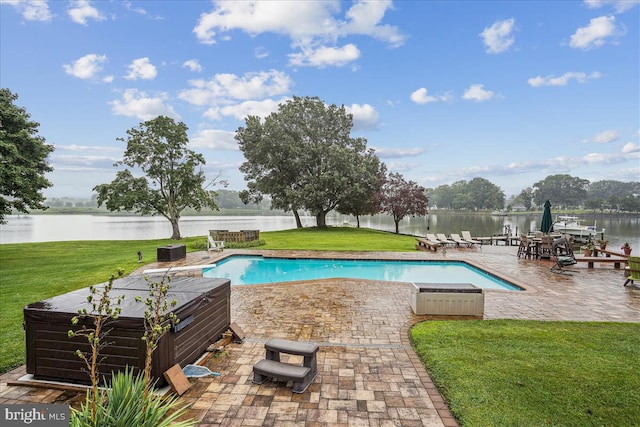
[236,96,384,228]
[532,174,590,209]
[379,172,429,233]
[428,178,504,210]
[93,116,222,239]
[0,88,54,223]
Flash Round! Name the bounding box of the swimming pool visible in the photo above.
[201,255,523,291]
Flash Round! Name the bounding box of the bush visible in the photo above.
[70,367,195,427]
[225,239,266,249]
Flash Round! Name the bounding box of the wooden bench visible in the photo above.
[574,256,627,269]
[415,238,440,252]
[252,339,319,393]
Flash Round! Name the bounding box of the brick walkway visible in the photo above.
[2,246,638,426]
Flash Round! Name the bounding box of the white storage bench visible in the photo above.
[411,282,484,317]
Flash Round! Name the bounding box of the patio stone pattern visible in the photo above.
[2,246,638,426]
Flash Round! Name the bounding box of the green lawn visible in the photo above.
[411,319,640,426]
[2,227,639,426]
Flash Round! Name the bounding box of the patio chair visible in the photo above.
[207,235,224,252]
[517,235,534,259]
[550,238,577,274]
[426,233,443,244]
[450,233,472,248]
[623,256,640,287]
[461,231,482,246]
[436,233,457,247]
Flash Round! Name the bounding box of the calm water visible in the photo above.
[201,255,522,290]
[1,213,639,251]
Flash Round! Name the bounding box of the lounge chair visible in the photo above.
[436,233,457,247]
[426,233,443,244]
[624,256,640,287]
[207,236,224,252]
[450,233,472,248]
[461,231,482,246]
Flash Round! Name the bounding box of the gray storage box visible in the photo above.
[411,282,484,316]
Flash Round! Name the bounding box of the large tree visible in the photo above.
[532,174,589,208]
[336,162,386,228]
[237,96,384,228]
[379,172,429,234]
[0,88,54,223]
[94,116,222,239]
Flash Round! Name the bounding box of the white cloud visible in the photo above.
[570,15,619,49]
[255,47,270,59]
[410,87,448,105]
[63,54,107,79]
[588,129,619,143]
[190,129,238,150]
[463,84,495,102]
[110,89,180,121]
[55,144,122,153]
[622,142,640,154]
[193,0,404,69]
[345,103,379,130]
[528,71,602,87]
[194,0,403,45]
[480,18,516,54]
[584,0,640,13]
[68,0,105,26]
[125,57,157,80]
[183,59,202,72]
[205,98,284,121]
[340,0,405,47]
[3,0,52,21]
[288,44,360,68]
[373,147,424,158]
[179,70,292,107]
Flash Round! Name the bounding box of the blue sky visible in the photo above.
[2,0,639,200]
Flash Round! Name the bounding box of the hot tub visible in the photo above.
[410,282,484,316]
[24,276,230,386]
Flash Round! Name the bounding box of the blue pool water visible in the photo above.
[201,255,523,291]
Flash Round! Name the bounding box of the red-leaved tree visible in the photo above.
[379,172,429,233]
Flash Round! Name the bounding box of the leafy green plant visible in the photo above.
[68,269,125,424]
[135,274,179,395]
[225,239,266,249]
[71,367,195,427]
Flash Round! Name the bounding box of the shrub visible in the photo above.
[71,367,195,427]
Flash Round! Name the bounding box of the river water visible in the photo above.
[1,213,639,250]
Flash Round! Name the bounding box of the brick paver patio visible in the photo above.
[2,246,638,426]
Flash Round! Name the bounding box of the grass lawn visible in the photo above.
[411,319,640,426]
[1,227,639,426]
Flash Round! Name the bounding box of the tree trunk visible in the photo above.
[356,215,360,228]
[169,217,182,240]
[394,219,400,234]
[316,211,328,228]
[293,210,303,228]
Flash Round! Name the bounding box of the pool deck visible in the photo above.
[2,246,639,426]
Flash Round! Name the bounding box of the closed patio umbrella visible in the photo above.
[540,200,554,233]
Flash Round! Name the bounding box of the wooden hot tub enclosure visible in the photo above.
[24,276,230,386]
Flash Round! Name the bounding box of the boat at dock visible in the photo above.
[552,215,604,240]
